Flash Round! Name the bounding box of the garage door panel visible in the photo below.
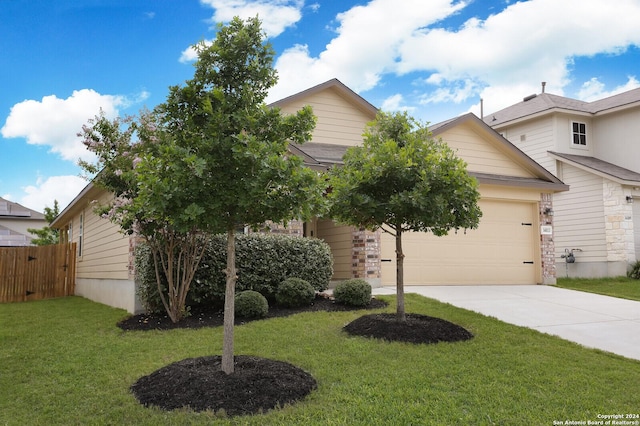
[381,200,537,285]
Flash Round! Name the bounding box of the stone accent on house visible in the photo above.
[351,227,381,287]
[603,181,635,263]
[539,193,556,284]
[253,220,304,237]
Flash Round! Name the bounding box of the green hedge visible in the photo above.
[136,233,333,313]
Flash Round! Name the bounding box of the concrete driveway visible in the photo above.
[372,285,640,361]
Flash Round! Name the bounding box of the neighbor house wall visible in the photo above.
[494,116,557,174]
[592,107,640,172]
[553,163,608,277]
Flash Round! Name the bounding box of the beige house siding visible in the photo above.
[495,116,556,174]
[75,192,131,280]
[54,185,140,313]
[278,88,372,147]
[440,125,536,178]
[316,219,353,281]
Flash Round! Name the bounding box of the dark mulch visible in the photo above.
[124,294,473,417]
[343,312,474,344]
[117,294,388,331]
[131,355,316,417]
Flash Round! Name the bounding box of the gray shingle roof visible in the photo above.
[486,88,640,126]
[0,197,44,219]
[549,151,640,184]
[290,142,349,169]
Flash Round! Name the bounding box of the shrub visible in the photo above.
[136,233,333,313]
[275,277,316,308]
[134,243,166,314]
[628,260,640,279]
[235,291,269,318]
[333,279,372,307]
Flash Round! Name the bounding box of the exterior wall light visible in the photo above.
[626,196,634,203]
[544,207,554,216]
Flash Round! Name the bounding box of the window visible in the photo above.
[78,213,83,257]
[572,122,587,146]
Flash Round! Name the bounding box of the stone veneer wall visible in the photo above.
[251,220,304,237]
[603,181,635,263]
[351,227,381,286]
[539,193,556,284]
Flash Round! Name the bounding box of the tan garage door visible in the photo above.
[381,199,538,285]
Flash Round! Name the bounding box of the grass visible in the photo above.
[555,276,640,301]
[2,295,640,425]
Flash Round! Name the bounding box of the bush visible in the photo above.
[136,233,333,313]
[235,291,269,318]
[628,260,640,279]
[333,279,372,307]
[134,243,166,314]
[275,277,316,308]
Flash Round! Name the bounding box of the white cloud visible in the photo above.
[179,39,214,63]
[268,0,640,116]
[381,94,415,113]
[268,0,465,102]
[199,0,304,37]
[18,175,88,213]
[577,76,640,102]
[1,89,144,163]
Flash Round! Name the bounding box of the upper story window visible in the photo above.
[572,122,587,146]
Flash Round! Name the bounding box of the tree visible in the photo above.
[79,17,325,374]
[27,200,60,245]
[328,111,482,321]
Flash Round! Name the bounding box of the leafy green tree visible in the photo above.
[79,17,324,374]
[27,200,60,245]
[328,111,482,321]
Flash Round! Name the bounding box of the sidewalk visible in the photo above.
[373,285,640,361]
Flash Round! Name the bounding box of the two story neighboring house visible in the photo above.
[0,197,46,246]
[486,85,640,278]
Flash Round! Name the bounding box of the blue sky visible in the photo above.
[3,0,640,213]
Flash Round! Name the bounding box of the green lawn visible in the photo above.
[556,276,640,301]
[1,295,639,425]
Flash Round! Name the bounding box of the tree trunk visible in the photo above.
[396,228,406,322]
[221,228,237,374]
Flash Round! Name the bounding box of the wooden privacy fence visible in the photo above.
[0,243,76,303]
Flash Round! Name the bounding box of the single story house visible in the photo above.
[52,79,567,313]
[0,197,46,246]
[485,84,640,277]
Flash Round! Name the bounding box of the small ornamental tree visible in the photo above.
[27,200,60,245]
[79,110,208,325]
[80,17,325,374]
[328,111,482,321]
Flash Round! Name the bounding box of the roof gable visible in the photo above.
[271,79,378,148]
[432,114,567,191]
[270,78,378,116]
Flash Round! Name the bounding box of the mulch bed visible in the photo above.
[343,313,474,344]
[117,294,388,331]
[131,355,317,417]
[124,293,473,417]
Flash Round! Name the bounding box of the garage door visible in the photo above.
[380,199,538,285]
